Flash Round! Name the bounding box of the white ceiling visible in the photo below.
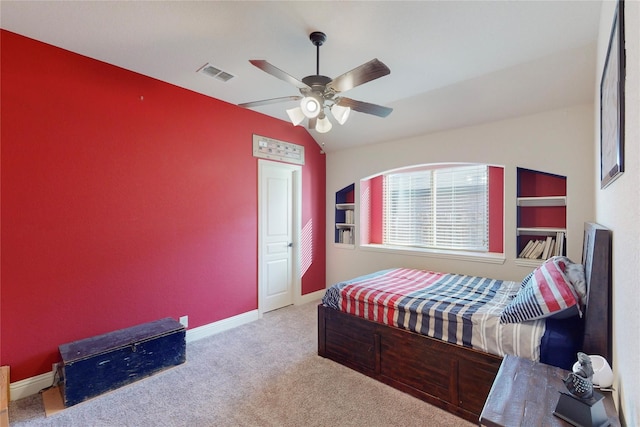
[1,1,602,152]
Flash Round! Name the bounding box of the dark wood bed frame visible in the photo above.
[318,222,612,423]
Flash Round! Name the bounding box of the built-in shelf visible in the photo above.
[516,168,567,263]
[335,184,355,247]
[336,203,355,210]
[336,223,355,229]
[516,196,566,207]
[516,227,566,236]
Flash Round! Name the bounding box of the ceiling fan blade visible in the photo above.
[337,97,393,118]
[249,60,310,90]
[327,59,391,93]
[238,96,302,108]
[308,117,317,130]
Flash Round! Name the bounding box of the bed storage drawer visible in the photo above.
[378,326,502,413]
[318,304,504,423]
[319,305,376,372]
[379,327,452,402]
[58,317,186,407]
[457,353,501,414]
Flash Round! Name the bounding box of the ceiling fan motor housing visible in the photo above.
[309,31,326,47]
[302,75,332,96]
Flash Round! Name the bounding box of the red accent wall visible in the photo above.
[344,190,354,204]
[518,207,567,228]
[517,168,567,197]
[0,30,326,382]
[488,166,504,253]
[369,176,384,244]
[516,168,566,235]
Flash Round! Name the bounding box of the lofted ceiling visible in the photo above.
[1,1,602,152]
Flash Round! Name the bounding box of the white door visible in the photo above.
[258,160,300,313]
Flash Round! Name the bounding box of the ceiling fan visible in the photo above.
[239,31,392,133]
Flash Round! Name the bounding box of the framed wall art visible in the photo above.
[600,0,625,189]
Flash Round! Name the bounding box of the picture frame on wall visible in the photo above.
[600,0,625,189]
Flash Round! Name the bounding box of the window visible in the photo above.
[383,164,489,252]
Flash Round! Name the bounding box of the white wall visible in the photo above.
[326,104,594,286]
[595,1,640,424]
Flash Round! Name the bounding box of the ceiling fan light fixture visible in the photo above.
[286,107,306,126]
[330,103,351,125]
[300,95,322,118]
[315,113,333,133]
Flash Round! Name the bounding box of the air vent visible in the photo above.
[197,63,235,82]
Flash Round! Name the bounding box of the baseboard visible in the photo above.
[10,371,53,402]
[186,309,259,343]
[296,290,324,305]
[186,297,322,343]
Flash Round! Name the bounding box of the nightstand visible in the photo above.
[479,354,620,427]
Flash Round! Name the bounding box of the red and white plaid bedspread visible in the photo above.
[322,268,546,360]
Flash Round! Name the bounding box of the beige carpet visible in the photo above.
[9,301,474,426]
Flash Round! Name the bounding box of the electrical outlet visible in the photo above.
[179,315,188,328]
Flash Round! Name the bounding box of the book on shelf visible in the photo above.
[521,240,535,258]
[529,240,545,259]
[521,240,537,258]
[548,238,556,258]
[518,240,535,258]
[519,235,561,260]
[554,231,565,256]
[340,228,352,244]
[520,240,536,258]
[344,209,354,224]
[541,236,554,260]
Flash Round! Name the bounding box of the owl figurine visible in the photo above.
[563,352,595,400]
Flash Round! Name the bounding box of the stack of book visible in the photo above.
[518,231,565,259]
[343,209,354,224]
[339,228,353,244]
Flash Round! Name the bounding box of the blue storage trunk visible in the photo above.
[58,317,186,407]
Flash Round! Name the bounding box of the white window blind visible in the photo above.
[383,164,488,251]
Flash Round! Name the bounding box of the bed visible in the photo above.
[317,222,612,422]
